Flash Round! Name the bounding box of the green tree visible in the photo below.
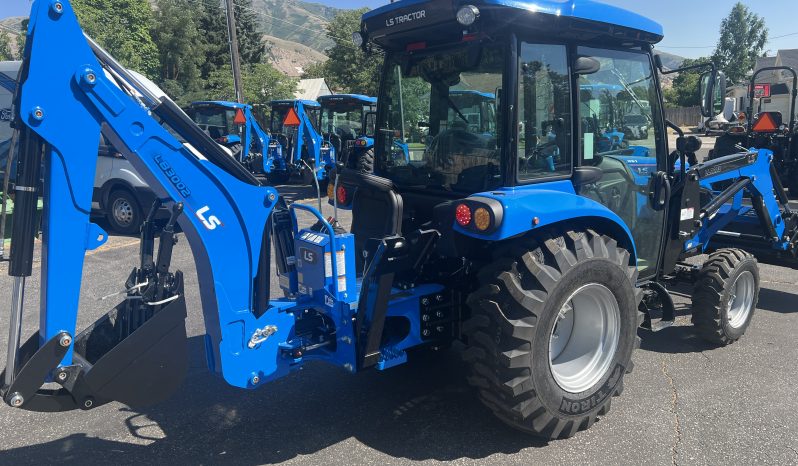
[233,0,265,66]
[0,33,12,61]
[17,19,29,59]
[151,0,204,102]
[72,0,159,79]
[192,62,296,107]
[711,2,768,85]
[197,2,230,80]
[662,57,709,108]
[305,8,381,95]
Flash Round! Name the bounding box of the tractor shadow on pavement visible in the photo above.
[2,338,545,465]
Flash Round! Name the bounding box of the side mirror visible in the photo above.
[699,70,726,118]
[574,56,601,75]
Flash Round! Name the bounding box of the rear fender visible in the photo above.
[454,180,637,262]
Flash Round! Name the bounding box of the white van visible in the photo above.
[1,60,155,234]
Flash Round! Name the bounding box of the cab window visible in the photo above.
[517,43,572,181]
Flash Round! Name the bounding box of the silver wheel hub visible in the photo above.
[727,271,755,329]
[549,283,621,394]
[112,198,134,226]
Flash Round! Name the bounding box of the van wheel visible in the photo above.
[106,189,142,235]
[692,249,759,345]
[463,229,642,439]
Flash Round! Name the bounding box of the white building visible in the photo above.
[294,78,332,101]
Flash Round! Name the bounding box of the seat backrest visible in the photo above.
[339,169,403,271]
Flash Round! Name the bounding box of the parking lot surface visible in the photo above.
[2,135,798,465]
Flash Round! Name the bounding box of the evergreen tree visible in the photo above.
[233,0,265,66]
[197,1,230,80]
[71,0,159,79]
[152,0,204,101]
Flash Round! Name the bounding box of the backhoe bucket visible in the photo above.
[74,285,188,409]
[2,275,188,412]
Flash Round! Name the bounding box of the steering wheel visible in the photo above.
[519,140,558,172]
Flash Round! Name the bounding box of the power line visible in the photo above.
[658,30,798,50]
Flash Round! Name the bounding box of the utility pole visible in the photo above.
[224,0,244,103]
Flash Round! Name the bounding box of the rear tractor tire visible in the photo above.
[357,149,375,174]
[463,229,643,439]
[691,248,759,345]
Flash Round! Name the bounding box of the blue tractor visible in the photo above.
[6,0,798,442]
[318,94,377,170]
[268,99,325,185]
[185,100,291,180]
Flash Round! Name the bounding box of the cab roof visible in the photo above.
[269,99,320,108]
[317,94,377,105]
[190,100,252,110]
[362,0,663,47]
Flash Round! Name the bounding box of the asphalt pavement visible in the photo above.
[2,136,798,465]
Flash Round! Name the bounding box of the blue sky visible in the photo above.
[2,0,796,59]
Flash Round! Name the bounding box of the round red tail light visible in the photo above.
[336,186,348,205]
[455,203,472,227]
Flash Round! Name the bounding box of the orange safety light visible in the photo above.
[233,108,247,125]
[283,108,301,127]
[752,112,778,133]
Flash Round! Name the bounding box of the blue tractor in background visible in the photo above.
[268,99,325,185]
[185,101,292,180]
[7,0,798,443]
[318,94,377,172]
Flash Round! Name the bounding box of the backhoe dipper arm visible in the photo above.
[5,0,292,397]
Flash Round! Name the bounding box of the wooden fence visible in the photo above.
[665,106,702,128]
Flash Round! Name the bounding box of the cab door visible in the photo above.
[576,47,668,278]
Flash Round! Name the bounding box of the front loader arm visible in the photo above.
[3,0,293,411]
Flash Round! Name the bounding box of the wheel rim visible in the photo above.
[112,197,134,227]
[727,271,755,328]
[549,283,621,394]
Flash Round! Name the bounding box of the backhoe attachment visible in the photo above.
[1,0,284,410]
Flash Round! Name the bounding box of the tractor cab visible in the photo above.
[185,101,271,174]
[318,94,377,166]
[268,99,325,184]
[350,0,673,276]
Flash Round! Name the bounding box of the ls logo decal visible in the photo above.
[196,205,222,230]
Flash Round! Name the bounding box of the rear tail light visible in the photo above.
[473,207,491,231]
[327,180,335,199]
[336,185,349,205]
[455,203,472,227]
[454,197,504,233]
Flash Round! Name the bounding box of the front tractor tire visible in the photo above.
[463,230,642,439]
[691,249,759,346]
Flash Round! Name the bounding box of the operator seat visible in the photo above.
[337,168,403,272]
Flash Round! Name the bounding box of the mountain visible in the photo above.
[654,51,687,71]
[250,0,341,54]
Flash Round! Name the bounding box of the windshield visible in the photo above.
[449,91,496,134]
[378,43,503,193]
[187,106,241,140]
[270,106,290,134]
[305,105,321,135]
[321,105,367,140]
